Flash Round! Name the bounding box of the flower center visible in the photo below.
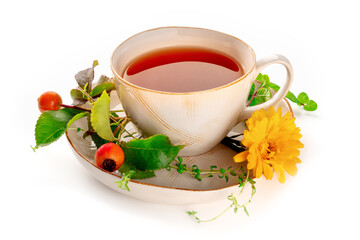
[259,139,278,160]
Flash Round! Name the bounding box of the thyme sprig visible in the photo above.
[115,170,135,191]
[167,157,248,183]
[187,171,257,223]
[166,157,257,222]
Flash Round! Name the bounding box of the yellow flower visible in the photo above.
[234,107,303,183]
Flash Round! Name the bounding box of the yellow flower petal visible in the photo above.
[268,106,276,116]
[255,159,263,178]
[233,107,303,183]
[247,146,258,169]
[233,151,249,163]
[250,117,268,142]
[263,162,273,180]
[283,160,299,176]
[246,108,268,130]
[274,164,286,183]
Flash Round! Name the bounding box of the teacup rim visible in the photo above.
[110,26,256,95]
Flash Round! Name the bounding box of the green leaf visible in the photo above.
[90,82,116,97]
[67,112,88,129]
[265,81,301,104]
[256,73,264,81]
[120,134,184,171]
[70,89,83,99]
[110,112,120,118]
[243,206,249,216]
[248,96,267,106]
[89,131,109,148]
[34,108,82,149]
[234,207,238,214]
[256,87,271,101]
[247,83,255,101]
[262,74,270,86]
[118,162,155,179]
[297,92,309,104]
[267,81,280,91]
[70,89,87,105]
[248,87,271,106]
[186,211,200,223]
[285,91,301,104]
[90,91,116,141]
[97,75,110,85]
[303,100,318,111]
[187,211,197,216]
[256,73,270,86]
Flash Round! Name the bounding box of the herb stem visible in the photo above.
[247,87,260,107]
[197,205,233,223]
[247,94,256,107]
[60,104,91,112]
[122,128,137,139]
[110,110,125,113]
[112,119,125,136]
[81,89,95,103]
[67,127,86,132]
[188,172,256,223]
[168,164,243,176]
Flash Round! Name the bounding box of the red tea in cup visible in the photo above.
[123,46,245,93]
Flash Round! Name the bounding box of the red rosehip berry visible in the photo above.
[95,143,125,172]
[38,91,63,113]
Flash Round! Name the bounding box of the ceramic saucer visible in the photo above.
[66,90,293,205]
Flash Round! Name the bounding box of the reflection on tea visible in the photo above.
[123,46,244,93]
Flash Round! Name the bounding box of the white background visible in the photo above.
[1,0,359,239]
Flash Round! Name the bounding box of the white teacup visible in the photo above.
[111,27,293,156]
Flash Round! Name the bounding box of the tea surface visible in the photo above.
[123,47,244,93]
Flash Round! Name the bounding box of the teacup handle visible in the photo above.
[239,54,294,121]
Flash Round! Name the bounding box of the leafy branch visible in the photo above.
[248,73,317,111]
[33,61,184,193]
